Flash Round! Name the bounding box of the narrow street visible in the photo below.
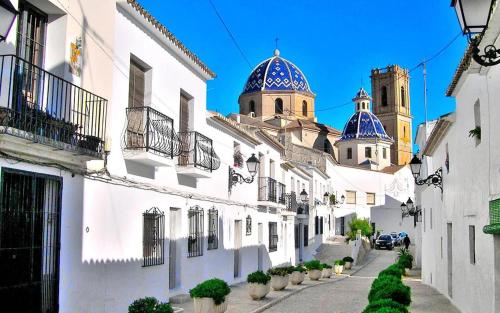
[263,250,460,313]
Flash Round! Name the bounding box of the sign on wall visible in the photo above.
[69,36,82,77]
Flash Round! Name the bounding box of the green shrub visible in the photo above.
[247,271,271,285]
[189,278,231,305]
[398,255,413,270]
[321,263,332,269]
[292,265,306,273]
[128,297,173,313]
[334,259,346,266]
[346,217,373,240]
[362,299,409,313]
[304,260,322,270]
[343,256,354,263]
[378,264,403,279]
[267,267,290,276]
[371,308,407,313]
[368,279,411,306]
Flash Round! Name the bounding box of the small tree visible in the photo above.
[347,217,373,240]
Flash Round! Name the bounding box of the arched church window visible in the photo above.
[249,100,255,114]
[302,100,308,116]
[357,103,360,111]
[381,86,388,106]
[401,86,406,107]
[275,98,283,114]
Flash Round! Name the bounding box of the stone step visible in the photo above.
[169,293,191,304]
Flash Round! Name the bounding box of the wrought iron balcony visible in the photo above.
[278,182,286,205]
[258,177,277,203]
[178,131,220,172]
[0,54,107,157]
[124,106,181,159]
[285,192,298,212]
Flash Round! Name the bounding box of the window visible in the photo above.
[365,147,372,158]
[275,98,283,114]
[249,100,255,114]
[315,216,319,235]
[246,215,252,235]
[17,3,47,67]
[473,100,481,144]
[188,206,204,257]
[302,100,308,116]
[383,148,387,159]
[401,86,406,107]
[304,225,309,246]
[403,126,406,140]
[346,191,356,204]
[469,225,476,264]
[367,193,376,205]
[357,103,360,111]
[381,86,388,106]
[294,225,299,248]
[347,148,352,159]
[208,208,218,250]
[269,222,278,252]
[320,217,324,234]
[143,207,165,266]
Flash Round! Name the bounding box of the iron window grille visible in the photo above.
[320,217,324,234]
[304,225,309,247]
[277,183,286,204]
[208,208,218,250]
[143,207,165,267]
[315,216,319,235]
[246,215,252,235]
[188,206,204,257]
[258,177,277,202]
[269,222,278,252]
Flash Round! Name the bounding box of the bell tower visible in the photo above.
[370,65,412,165]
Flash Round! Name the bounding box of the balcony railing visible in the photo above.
[124,106,181,158]
[278,183,286,204]
[258,177,277,202]
[178,131,220,172]
[285,192,298,212]
[0,54,107,157]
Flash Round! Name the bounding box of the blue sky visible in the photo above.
[138,0,466,147]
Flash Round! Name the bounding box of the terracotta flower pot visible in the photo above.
[248,282,270,300]
[290,271,305,285]
[270,275,289,291]
[193,297,228,313]
[334,265,344,275]
[322,268,332,278]
[308,269,322,280]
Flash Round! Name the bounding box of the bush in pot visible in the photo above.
[368,278,411,306]
[378,264,403,279]
[247,271,271,300]
[334,260,345,275]
[362,299,409,313]
[128,297,174,313]
[290,265,306,285]
[397,249,414,275]
[304,260,323,280]
[343,256,354,269]
[321,263,333,278]
[267,267,290,291]
[189,278,231,313]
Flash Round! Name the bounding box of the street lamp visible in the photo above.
[323,192,329,205]
[228,153,260,192]
[409,155,443,190]
[401,197,421,226]
[451,0,499,66]
[300,189,308,203]
[0,0,18,42]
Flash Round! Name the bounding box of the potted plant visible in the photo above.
[128,297,183,313]
[343,256,354,270]
[321,263,333,278]
[304,260,323,280]
[397,249,414,276]
[290,265,306,285]
[334,260,345,275]
[267,267,290,291]
[189,278,231,313]
[246,271,271,300]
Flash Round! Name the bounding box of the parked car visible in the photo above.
[398,232,408,245]
[389,232,399,246]
[375,234,394,250]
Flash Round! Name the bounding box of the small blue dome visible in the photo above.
[340,111,393,141]
[242,50,312,95]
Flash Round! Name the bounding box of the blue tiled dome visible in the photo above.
[340,111,393,141]
[242,50,312,95]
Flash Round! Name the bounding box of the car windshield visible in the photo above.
[390,234,397,238]
[379,235,391,240]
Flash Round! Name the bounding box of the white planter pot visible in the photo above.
[334,265,344,275]
[193,297,228,313]
[270,275,289,291]
[404,268,410,276]
[308,269,322,280]
[247,282,270,300]
[322,268,332,278]
[172,307,184,313]
[290,271,305,285]
[344,262,352,270]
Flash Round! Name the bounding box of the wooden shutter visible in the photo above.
[128,61,145,108]
[179,93,190,132]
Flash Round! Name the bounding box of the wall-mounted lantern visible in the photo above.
[409,155,443,190]
[229,153,260,192]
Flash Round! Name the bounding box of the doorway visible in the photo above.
[169,208,181,289]
[0,168,62,313]
[447,223,453,297]
[298,223,304,262]
[234,220,242,278]
[257,223,263,270]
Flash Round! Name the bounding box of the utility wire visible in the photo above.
[207,0,253,69]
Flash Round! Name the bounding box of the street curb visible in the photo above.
[250,251,379,313]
